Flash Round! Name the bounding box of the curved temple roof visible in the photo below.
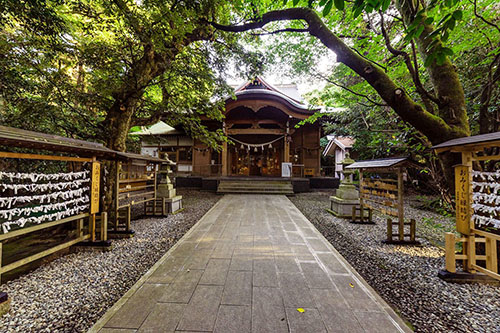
[227,89,319,116]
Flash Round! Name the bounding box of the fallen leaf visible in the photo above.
[349,283,354,288]
[297,308,305,313]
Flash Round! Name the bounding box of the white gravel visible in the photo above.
[290,191,500,333]
[0,189,220,333]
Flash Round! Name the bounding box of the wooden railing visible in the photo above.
[445,229,499,280]
[0,212,107,282]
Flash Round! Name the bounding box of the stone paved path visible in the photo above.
[90,195,411,333]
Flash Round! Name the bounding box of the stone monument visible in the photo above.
[157,159,183,214]
[329,153,360,218]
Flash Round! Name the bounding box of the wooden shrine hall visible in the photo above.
[136,77,323,179]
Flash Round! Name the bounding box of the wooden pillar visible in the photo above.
[317,124,321,176]
[359,171,364,209]
[100,212,108,241]
[387,219,392,242]
[222,121,228,176]
[485,237,498,273]
[445,233,456,273]
[459,151,474,272]
[397,168,404,241]
[114,160,120,231]
[221,141,228,176]
[284,136,290,163]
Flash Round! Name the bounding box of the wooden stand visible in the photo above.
[351,206,373,224]
[110,158,158,237]
[346,158,420,245]
[433,132,500,283]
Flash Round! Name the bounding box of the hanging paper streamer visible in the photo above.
[228,135,285,149]
[0,170,91,234]
[0,170,89,182]
[471,169,500,228]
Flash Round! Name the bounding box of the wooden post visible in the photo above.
[368,208,373,223]
[445,233,456,273]
[162,197,166,215]
[126,205,131,232]
[222,121,228,177]
[221,141,228,177]
[352,206,356,222]
[100,212,108,241]
[76,218,84,238]
[387,218,392,242]
[114,160,120,231]
[486,237,498,273]
[0,242,2,282]
[410,219,416,241]
[359,170,364,211]
[397,168,404,241]
[468,234,476,273]
[89,214,96,242]
[284,136,290,163]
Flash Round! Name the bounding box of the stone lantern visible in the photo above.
[157,158,183,214]
[329,153,360,217]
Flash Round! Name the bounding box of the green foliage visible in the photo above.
[0,0,261,150]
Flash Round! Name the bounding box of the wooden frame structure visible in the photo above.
[433,132,500,281]
[0,125,116,315]
[111,152,166,236]
[346,157,418,244]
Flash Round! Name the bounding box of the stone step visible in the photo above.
[217,190,294,195]
[217,179,294,195]
[218,184,293,189]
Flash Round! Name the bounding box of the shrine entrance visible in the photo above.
[230,135,283,177]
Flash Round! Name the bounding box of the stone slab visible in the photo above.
[90,195,411,333]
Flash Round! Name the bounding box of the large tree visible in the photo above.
[211,0,499,188]
[0,0,260,214]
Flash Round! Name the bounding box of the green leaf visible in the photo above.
[424,53,435,67]
[441,30,449,41]
[436,52,446,65]
[334,0,345,10]
[404,30,415,41]
[283,0,288,5]
[414,25,425,38]
[353,4,364,18]
[319,0,328,5]
[452,10,462,20]
[323,0,333,16]
[381,0,391,11]
[424,17,434,25]
[365,4,374,12]
[293,0,300,5]
[407,15,423,31]
[436,13,451,26]
[441,47,453,56]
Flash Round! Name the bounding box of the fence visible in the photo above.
[0,152,107,282]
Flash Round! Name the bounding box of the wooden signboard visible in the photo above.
[90,162,100,214]
[455,165,470,235]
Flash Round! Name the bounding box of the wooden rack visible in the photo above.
[346,158,419,244]
[433,131,500,282]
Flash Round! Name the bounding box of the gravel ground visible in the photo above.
[290,191,500,332]
[0,189,220,333]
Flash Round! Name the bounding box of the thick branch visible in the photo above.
[251,28,308,35]
[211,8,459,143]
[379,12,439,110]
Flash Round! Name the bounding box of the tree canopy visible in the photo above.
[1,0,498,195]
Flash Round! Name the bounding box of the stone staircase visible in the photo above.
[217,179,294,195]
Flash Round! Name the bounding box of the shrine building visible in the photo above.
[135,77,323,180]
